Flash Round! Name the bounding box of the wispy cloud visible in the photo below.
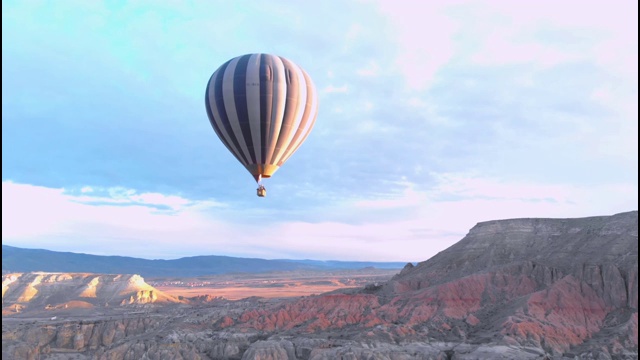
[4,171,633,261]
[372,1,458,90]
[356,60,381,77]
[323,84,349,94]
[64,186,225,213]
[2,181,224,240]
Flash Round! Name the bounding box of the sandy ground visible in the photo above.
[151,269,399,300]
[156,284,356,300]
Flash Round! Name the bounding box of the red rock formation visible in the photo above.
[216,211,638,357]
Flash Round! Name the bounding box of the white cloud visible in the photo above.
[3,182,71,239]
[425,172,637,222]
[323,84,348,94]
[67,186,226,210]
[372,0,637,91]
[2,182,224,241]
[343,23,366,52]
[587,85,639,161]
[470,33,577,67]
[373,1,458,90]
[356,60,381,77]
[264,172,636,261]
[352,179,425,209]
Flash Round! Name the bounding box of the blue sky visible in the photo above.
[2,0,637,262]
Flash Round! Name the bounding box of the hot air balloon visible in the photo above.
[205,53,319,197]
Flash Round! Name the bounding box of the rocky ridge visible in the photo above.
[2,272,182,314]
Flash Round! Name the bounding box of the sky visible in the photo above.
[2,0,638,262]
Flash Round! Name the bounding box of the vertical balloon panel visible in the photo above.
[205,53,318,195]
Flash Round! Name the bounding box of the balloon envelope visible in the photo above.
[205,53,318,182]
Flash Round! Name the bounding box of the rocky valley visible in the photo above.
[2,211,638,359]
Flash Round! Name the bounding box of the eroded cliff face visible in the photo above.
[388,211,638,293]
[3,317,162,358]
[218,211,638,358]
[2,211,637,360]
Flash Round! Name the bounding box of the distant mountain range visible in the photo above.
[1,245,408,277]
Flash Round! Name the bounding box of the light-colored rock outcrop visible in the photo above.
[2,273,182,312]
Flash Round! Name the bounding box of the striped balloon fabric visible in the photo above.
[205,53,319,183]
